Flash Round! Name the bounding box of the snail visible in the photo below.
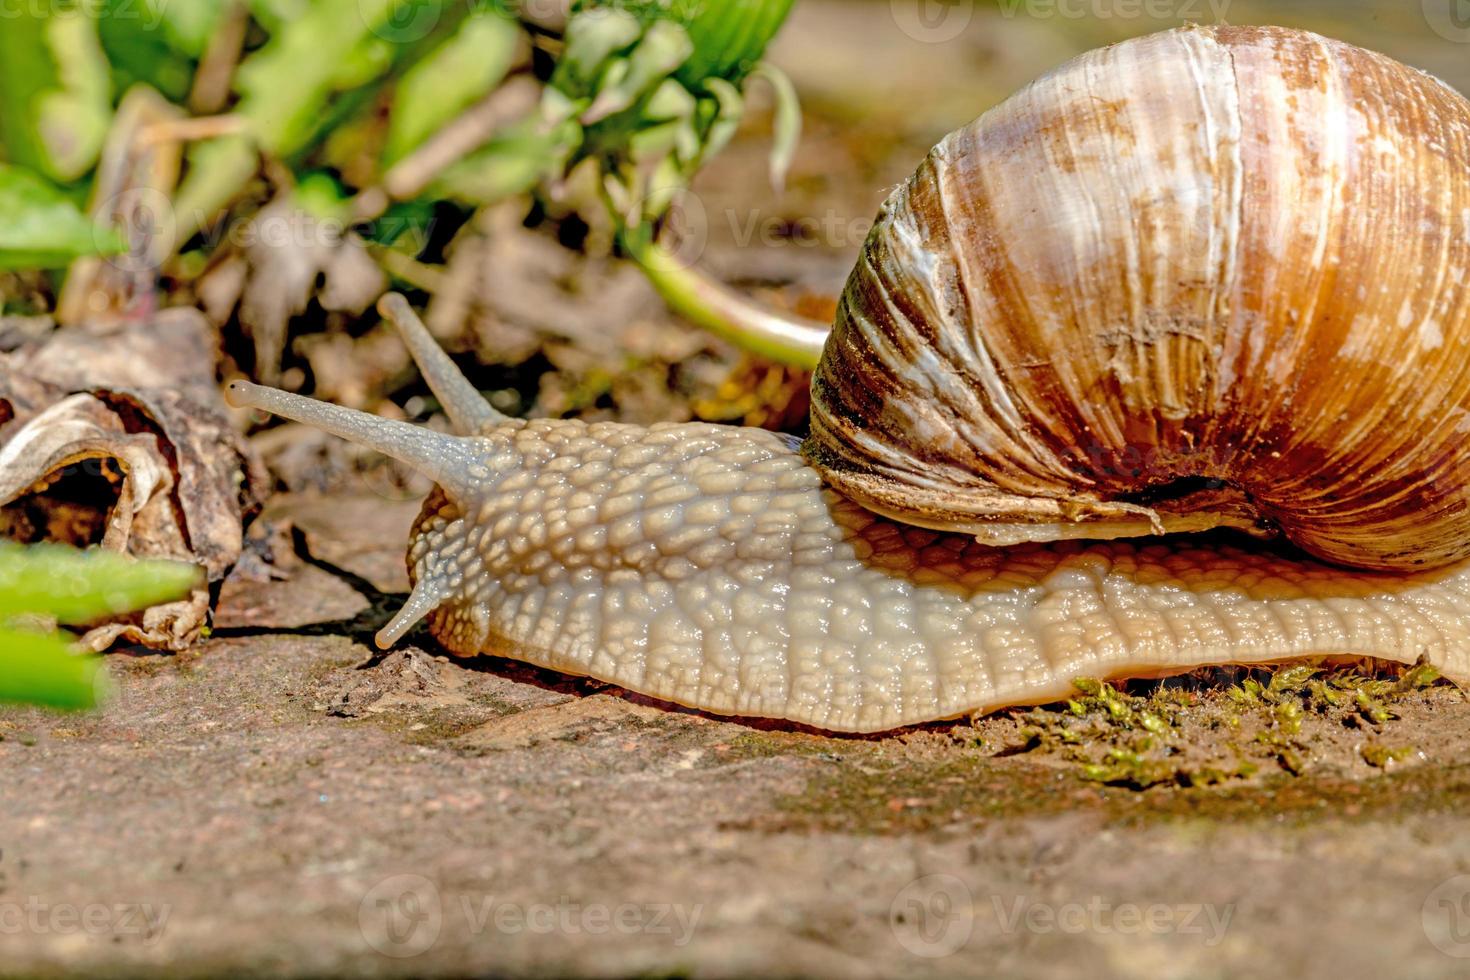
[227,25,1470,733]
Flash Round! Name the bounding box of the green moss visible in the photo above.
[716,728,841,762]
[985,658,1453,791]
[1361,743,1415,769]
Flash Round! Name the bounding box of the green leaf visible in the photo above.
[171,0,465,251]
[340,38,399,91]
[0,628,107,711]
[0,164,126,269]
[96,0,228,65]
[698,77,743,162]
[151,0,228,57]
[293,171,352,223]
[234,0,387,157]
[96,10,197,102]
[0,542,200,625]
[244,0,295,33]
[431,117,571,206]
[0,5,113,182]
[364,199,437,249]
[677,0,795,87]
[552,7,642,97]
[581,20,693,124]
[749,62,801,191]
[580,0,794,88]
[384,9,522,167]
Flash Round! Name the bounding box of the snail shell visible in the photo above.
[809,24,1470,572]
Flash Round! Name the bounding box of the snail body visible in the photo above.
[228,26,1470,732]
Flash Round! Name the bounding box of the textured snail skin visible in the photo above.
[810,25,1470,572]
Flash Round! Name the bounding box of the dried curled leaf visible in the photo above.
[0,392,173,554]
[0,310,263,650]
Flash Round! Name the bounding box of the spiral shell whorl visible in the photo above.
[808,25,1470,572]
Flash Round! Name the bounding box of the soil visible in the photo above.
[6,3,1470,977]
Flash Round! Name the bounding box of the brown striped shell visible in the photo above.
[807,25,1470,572]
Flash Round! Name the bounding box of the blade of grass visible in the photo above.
[0,628,107,711]
[0,543,201,625]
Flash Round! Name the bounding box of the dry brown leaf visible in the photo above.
[0,392,173,552]
[431,203,662,364]
[229,198,386,384]
[295,322,411,410]
[0,310,263,650]
[0,315,55,353]
[8,307,221,405]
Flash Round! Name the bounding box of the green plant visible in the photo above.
[0,0,813,361]
[0,544,199,709]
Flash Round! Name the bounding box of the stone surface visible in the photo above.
[4,493,1470,978]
